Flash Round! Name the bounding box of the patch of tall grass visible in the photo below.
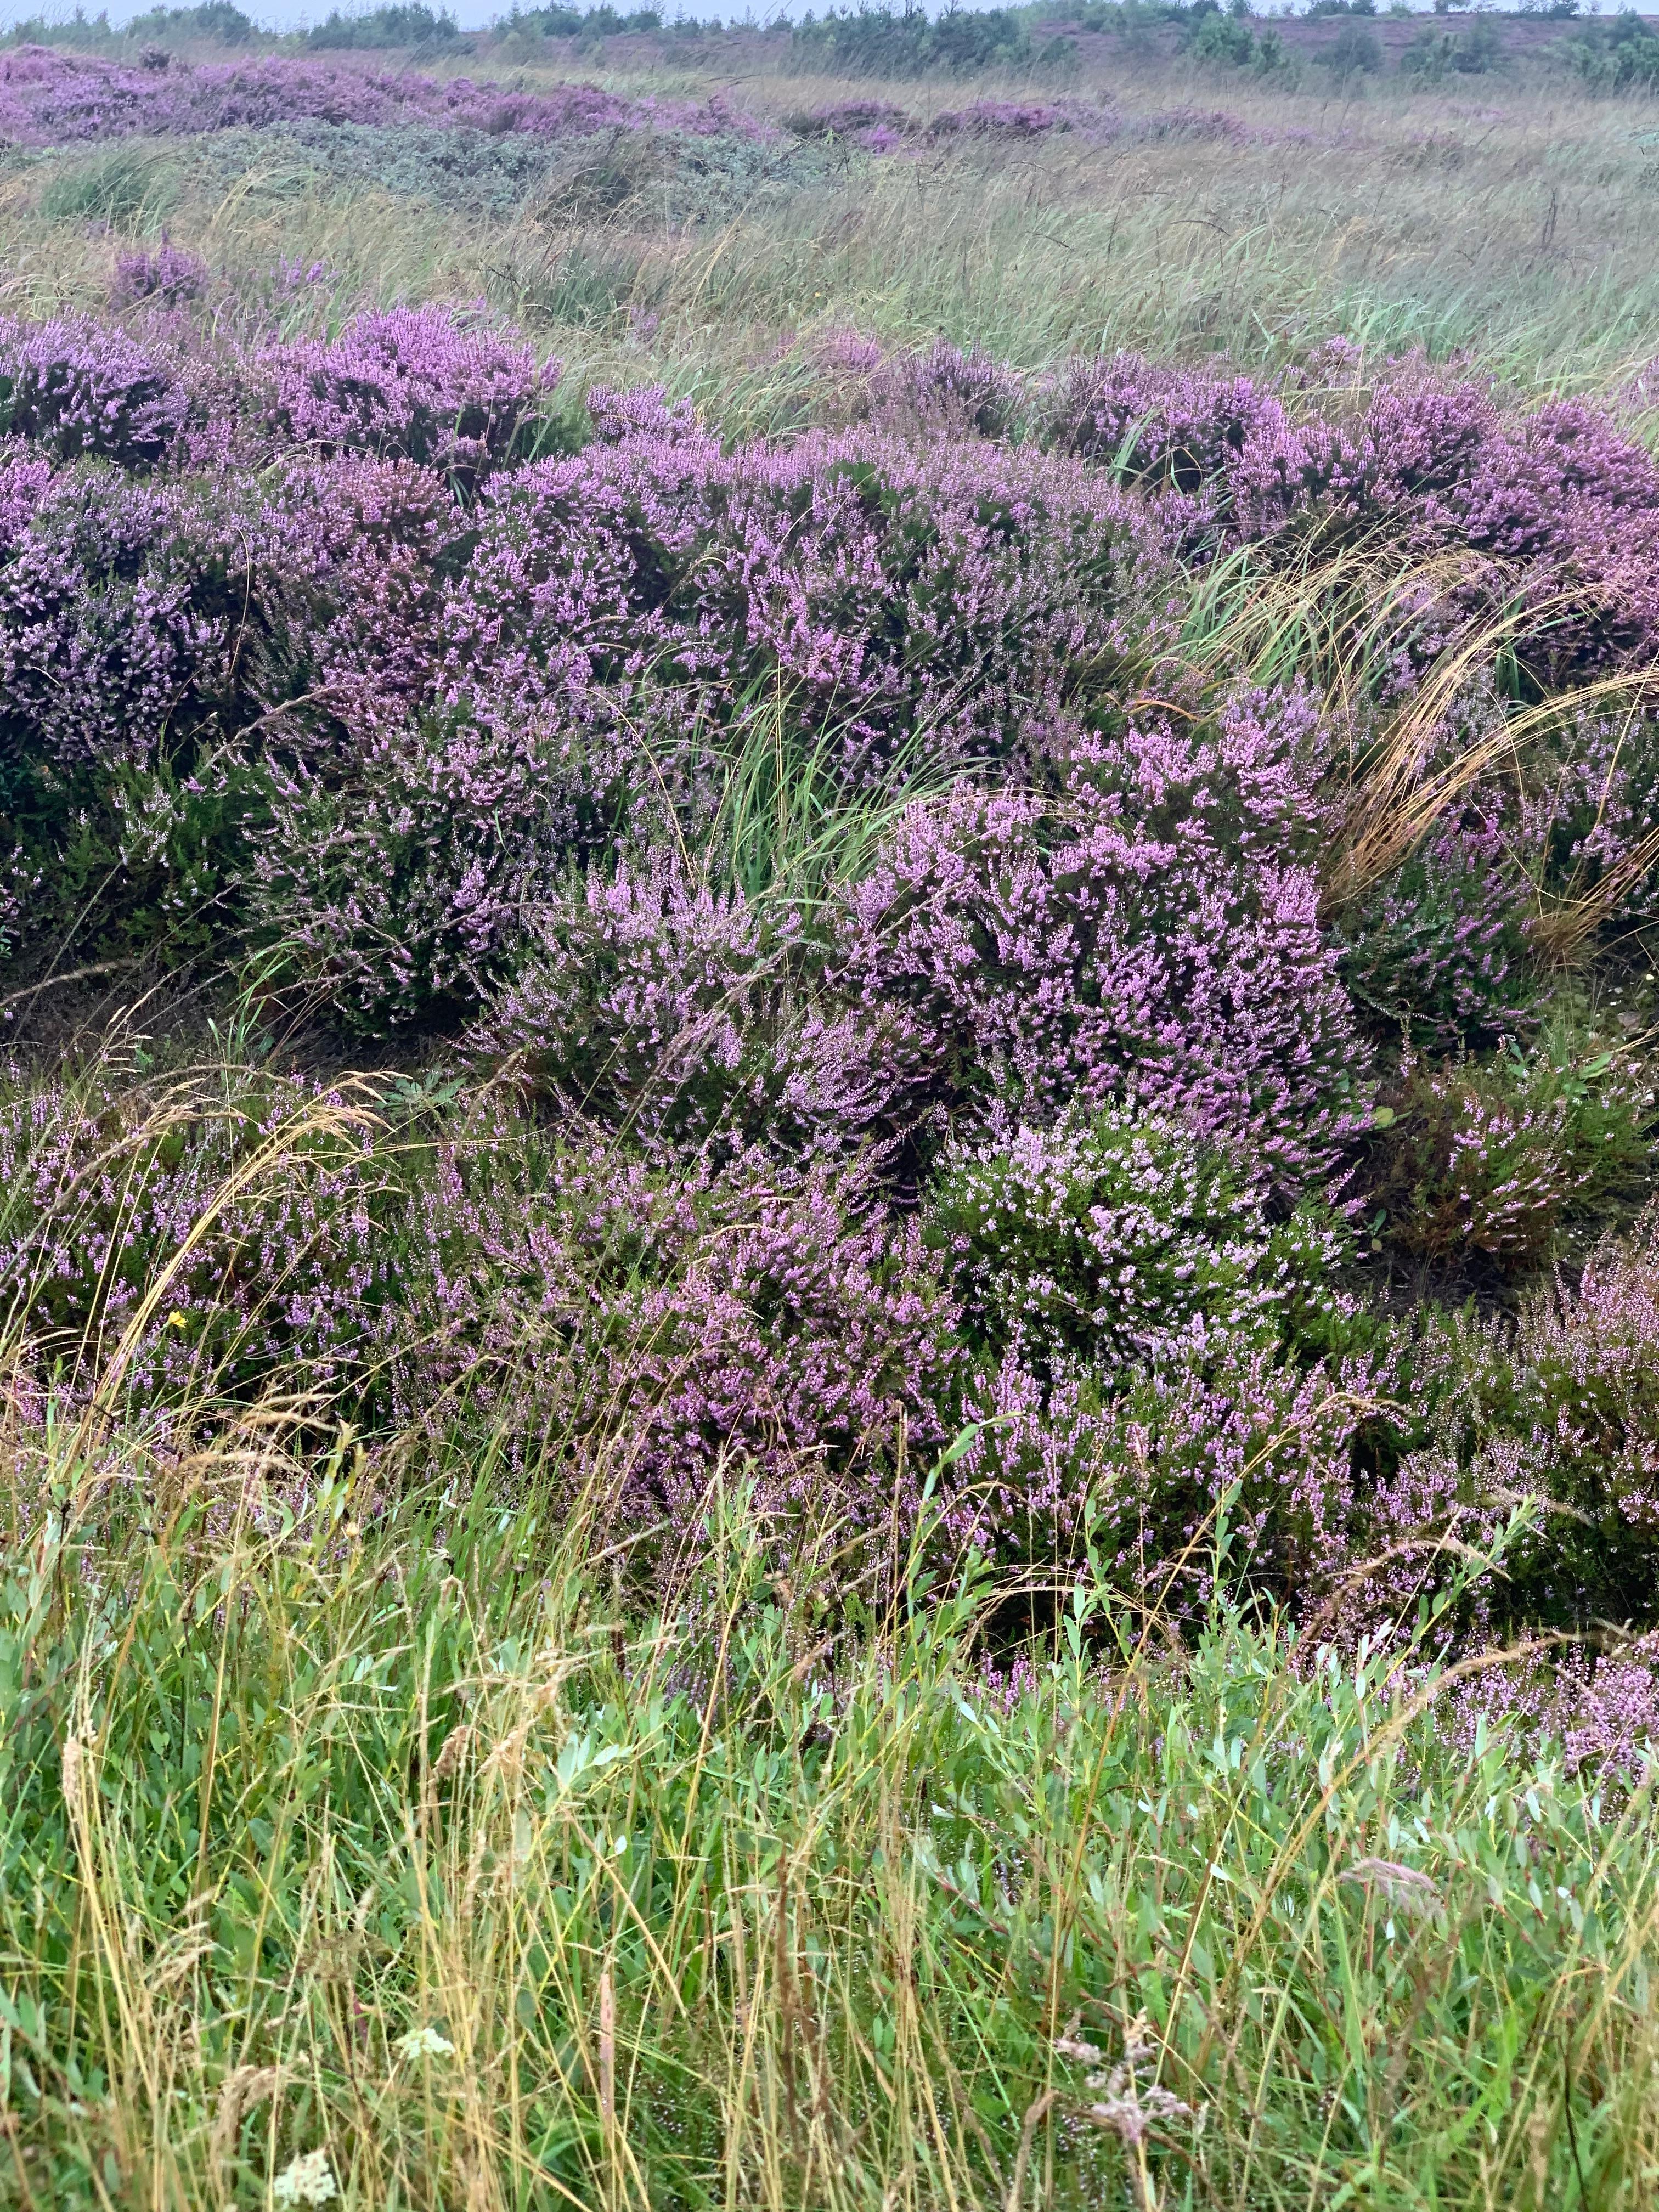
[3,1387,1657,2210]
[10,75,1659,417]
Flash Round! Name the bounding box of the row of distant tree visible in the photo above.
[4,0,1654,81]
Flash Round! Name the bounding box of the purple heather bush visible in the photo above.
[0,1070,395,1403]
[0,42,767,148]
[470,851,802,1147]
[0,1075,958,1522]
[110,239,209,311]
[261,304,560,484]
[1380,1203,1659,1630]
[3,293,1659,1643]
[924,98,1095,141]
[394,1133,961,1522]
[0,314,189,470]
[1337,812,1544,1048]
[949,1329,1395,1599]
[865,338,1020,441]
[826,689,1370,1191]
[1041,349,1659,674]
[0,463,257,772]
[583,380,699,445]
[1044,350,1286,500]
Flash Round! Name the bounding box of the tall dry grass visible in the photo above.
[5,66,1659,419]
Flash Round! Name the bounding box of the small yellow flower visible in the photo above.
[166,1310,188,1330]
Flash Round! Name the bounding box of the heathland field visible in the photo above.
[9,8,1659,2207]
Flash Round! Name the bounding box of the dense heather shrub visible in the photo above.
[110,239,208,310]
[1364,1044,1653,1269]
[433,425,1151,791]
[1387,1205,1659,1629]
[249,696,625,1028]
[865,339,1020,441]
[1041,352,1659,675]
[924,99,1084,140]
[402,1139,962,1521]
[1044,350,1285,499]
[926,1107,1349,1372]
[828,691,1371,1189]
[471,853,801,1144]
[0,1073,396,1402]
[0,314,189,469]
[0,464,257,772]
[262,305,560,484]
[951,1331,1395,1598]
[1337,815,1543,1048]
[582,380,699,445]
[0,1079,960,1517]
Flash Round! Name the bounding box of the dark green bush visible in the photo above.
[1362,1039,1654,1272]
[505,2,663,34]
[1321,21,1383,74]
[1188,11,1256,65]
[1567,9,1659,92]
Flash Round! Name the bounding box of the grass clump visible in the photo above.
[4,1403,1659,2211]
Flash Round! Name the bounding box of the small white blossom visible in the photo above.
[394,2025,456,2062]
[273,2148,337,2205]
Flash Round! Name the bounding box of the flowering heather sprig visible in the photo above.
[830,689,1370,1190]
[262,305,560,484]
[110,240,209,312]
[926,1105,1348,1371]
[0,314,189,470]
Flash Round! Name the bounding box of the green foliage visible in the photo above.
[925,1107,1341,1370]
[1321,20,1384,75]
[1568,9,1659,93]
[504,1,663,34]
[123,0,255,42]
[0,1448,1655,2210]
[1187,9,1256,65]
[791,3,1032,79]
[37,145,179,229]
[1,1,253,50]
[305,4,461,49]
[1402,14,1502,80]
[1363,1034,1655,1271]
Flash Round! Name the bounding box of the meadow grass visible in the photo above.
[7,63,1659,420]
[4,1387,1659,2212]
